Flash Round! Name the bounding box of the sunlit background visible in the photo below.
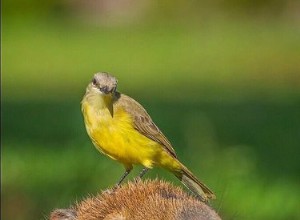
[2,1,300,219]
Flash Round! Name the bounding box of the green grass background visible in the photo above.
[2,2,300,219]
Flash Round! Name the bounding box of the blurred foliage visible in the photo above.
[2,0,300,220]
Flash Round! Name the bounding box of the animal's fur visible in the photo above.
[50,179,221,220]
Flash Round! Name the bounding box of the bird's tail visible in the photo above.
[174,162,216,202]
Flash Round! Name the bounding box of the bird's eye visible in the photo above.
[92,78,97,85]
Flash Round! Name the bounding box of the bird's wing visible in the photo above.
[115,93,177,158]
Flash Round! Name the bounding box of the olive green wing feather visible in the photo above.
[115,94,177,158]
[133,114,177,158]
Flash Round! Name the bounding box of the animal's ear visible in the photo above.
[49,180,221,220]
[49,209,76,220]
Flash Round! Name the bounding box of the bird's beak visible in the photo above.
[99,86,116,95]
[99,86,110,94]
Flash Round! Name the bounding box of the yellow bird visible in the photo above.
[81,72,215,202]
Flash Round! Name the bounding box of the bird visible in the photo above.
[81,72,215,202]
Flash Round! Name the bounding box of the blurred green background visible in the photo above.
[2,0,300,219]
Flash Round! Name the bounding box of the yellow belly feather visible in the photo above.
[82,103,175,169]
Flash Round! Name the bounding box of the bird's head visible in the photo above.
[90,72,118,96]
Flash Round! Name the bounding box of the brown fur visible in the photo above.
[50,180,221,220]
[50,209,77,220]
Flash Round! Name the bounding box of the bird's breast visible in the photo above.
[82,103,158,166]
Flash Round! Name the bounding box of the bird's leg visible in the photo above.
[116,168,132,186]
[139,167,149,178]
[111,166,133,192]
[134,167,149,183]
